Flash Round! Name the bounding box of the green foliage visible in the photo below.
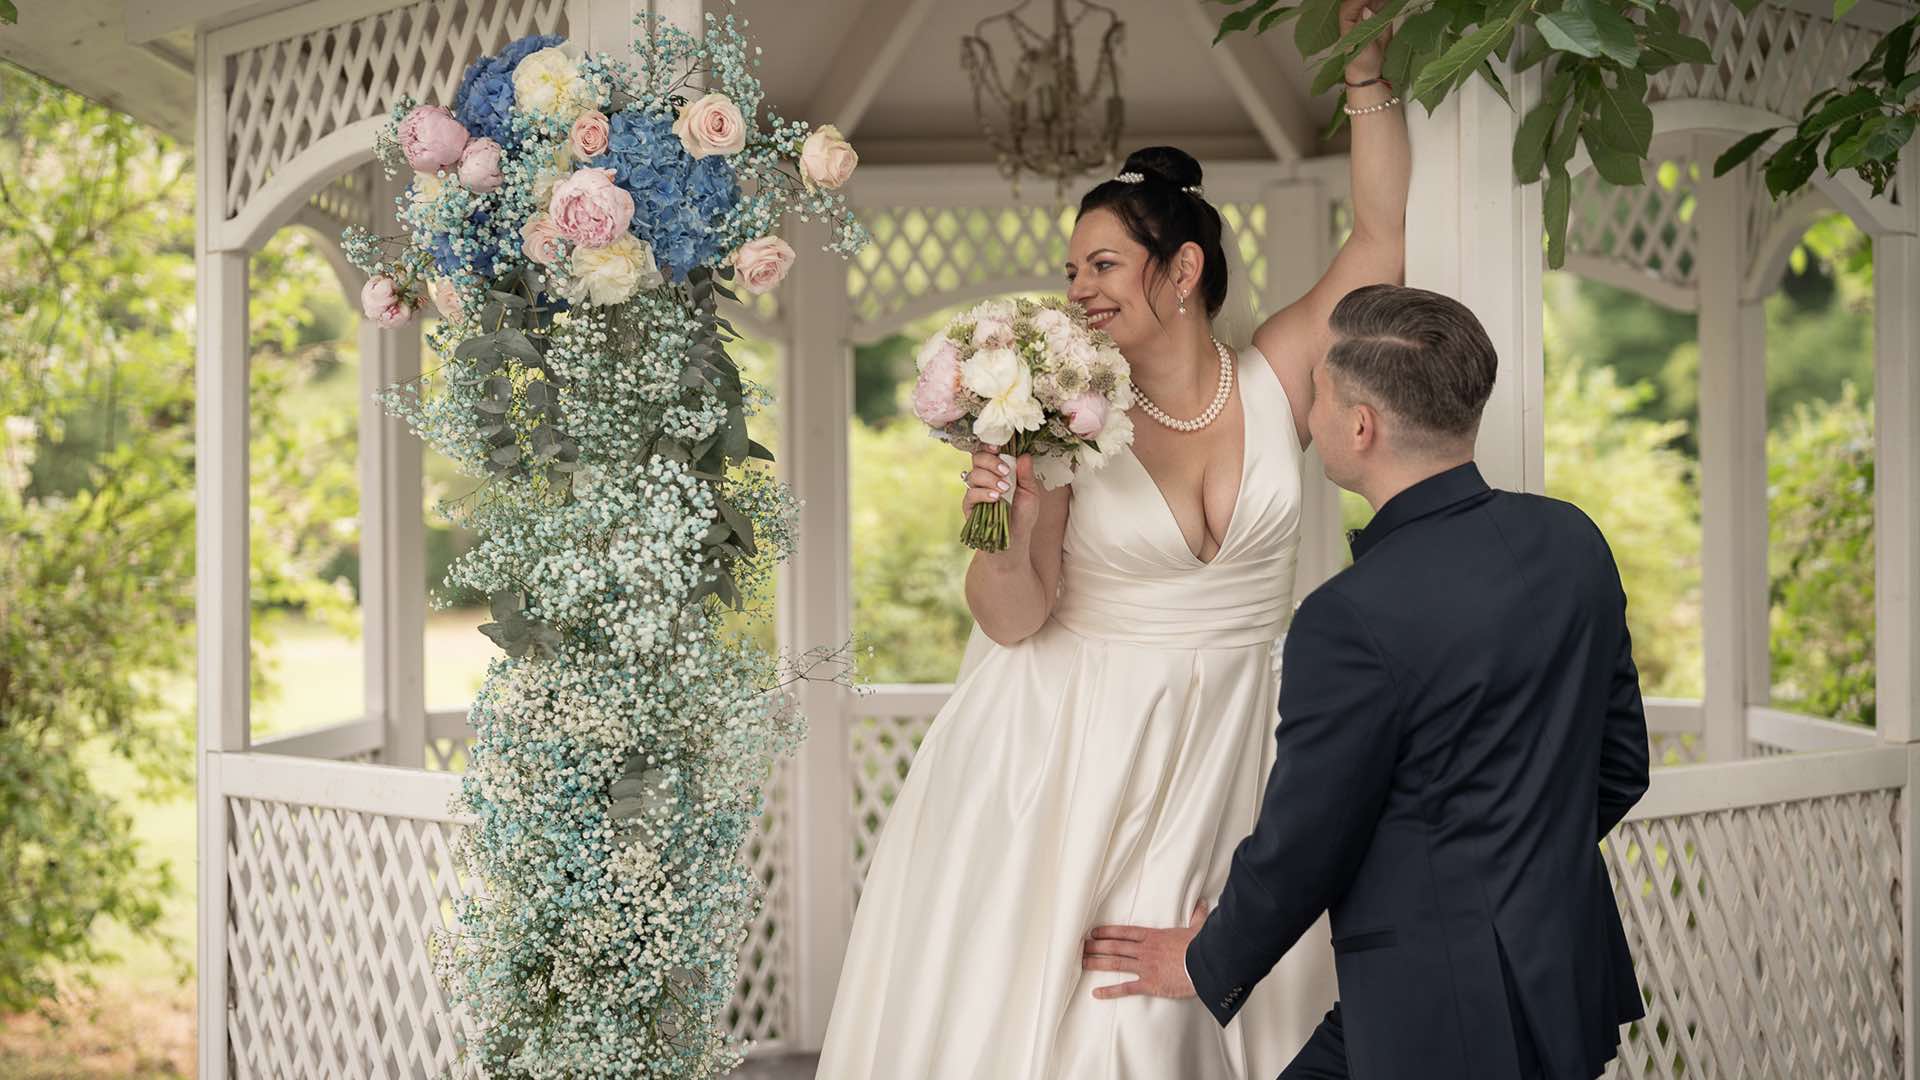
[0,62,358,1009]
[1767,384,1875,724]
[851,417,975,683]
[1715,14,1919,200]
[1216,0,1912,263]
[1542,349,1704,697]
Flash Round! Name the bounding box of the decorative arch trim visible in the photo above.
[851,276,1061,344]
[212,116,383,253]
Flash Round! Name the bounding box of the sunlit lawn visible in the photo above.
[0,608,494,1079]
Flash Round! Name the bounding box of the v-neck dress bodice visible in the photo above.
[818,344,1333,1079]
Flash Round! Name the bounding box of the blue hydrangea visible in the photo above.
[591,111,739,281]
[455,33,565,147]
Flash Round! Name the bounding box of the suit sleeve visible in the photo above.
[1596,544,1650,839]
[1186,587,1399,1027]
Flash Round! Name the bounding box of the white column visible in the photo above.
[195,25,245,1077]
[1263,177,1345,590]
[581,0,703,57]
[778,216,855,1048]
[359,170,426,765]
[1694,150,1768,763]
[1874,213,1920,748]
[1403,70,1545,495]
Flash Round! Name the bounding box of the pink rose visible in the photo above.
[456,137,504,193]
[548,167,633,249]
[672,92,747,158]
[911,348,966,427]
[799,124,858,190]
[360,274,417,328]
[397,105,469,172]
[429,278,464,321]
[570,110,611,159]
[733,236,796,294]
[520,213,567,266]
[1062,392,1110,438]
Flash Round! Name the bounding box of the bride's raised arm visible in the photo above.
[1250,0,1411,447]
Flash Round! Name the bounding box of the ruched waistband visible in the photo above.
[1051,558,1294,650]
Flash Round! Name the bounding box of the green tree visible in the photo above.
[1543,348,1705,698]
[1767,385,1875,725]
[851,418,974,683]
[0,62,357,1009]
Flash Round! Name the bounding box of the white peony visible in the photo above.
[562,234,663,307]
[512,47,591,121]
[970,298,1016,323]
[409,171,445,206]
[963,347,1043,445]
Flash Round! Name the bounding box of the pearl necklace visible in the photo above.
[1134,339,1235,433]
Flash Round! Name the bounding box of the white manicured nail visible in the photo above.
[999,453,1015,477]
[997,479,1010,492]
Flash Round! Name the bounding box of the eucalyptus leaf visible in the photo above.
[716,498,758,557]
[747,439,777,463]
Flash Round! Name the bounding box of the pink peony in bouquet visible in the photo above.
[912,297,1135,551]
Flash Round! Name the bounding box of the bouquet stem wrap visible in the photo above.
[960,432,1033,552]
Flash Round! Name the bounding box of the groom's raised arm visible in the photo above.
[1187,587,1400,1027]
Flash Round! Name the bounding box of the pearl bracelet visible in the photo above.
[1342,95,1402,117]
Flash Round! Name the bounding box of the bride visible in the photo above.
[818,6,1409,1075]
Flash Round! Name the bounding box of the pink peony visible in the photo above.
[911,347,966,427]
[732,236,796,294]
[673,92,747,158]
[971,318,1014,350]
[799,124,858,190]
[520,213,567,266]
[1062,392,1110,438]
[360,274,417,328]
[570,110,611,158]
[397,105,469,172]
[456,137,504,192]
[548,167,633,249]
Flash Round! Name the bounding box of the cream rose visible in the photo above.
[732,236,796,294]
[428,278,464,321]
[511,47,590,121]
[563,234,663,307]
[672,92,747,158]
[798,124,858,190]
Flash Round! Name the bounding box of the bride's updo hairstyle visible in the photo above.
[1077,146,1230,321]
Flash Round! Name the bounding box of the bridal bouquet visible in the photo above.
[343,16,866,1078]
[912,297,1135,551]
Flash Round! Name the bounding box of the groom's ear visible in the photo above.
[1351,402,1381,452]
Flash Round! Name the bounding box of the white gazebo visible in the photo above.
[6,0,1920,1074]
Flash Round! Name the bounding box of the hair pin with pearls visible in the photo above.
[1113,171,1204,197]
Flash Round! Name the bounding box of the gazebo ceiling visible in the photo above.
[0,0,1334,161]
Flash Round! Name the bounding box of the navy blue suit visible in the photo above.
[1186,463,1649,1080]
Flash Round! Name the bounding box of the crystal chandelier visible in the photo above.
[961,0,1125,193]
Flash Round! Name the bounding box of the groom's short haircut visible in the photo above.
[1325,284,1498,451]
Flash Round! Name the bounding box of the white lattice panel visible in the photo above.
[1651,0,1882,122]
[850,712,938,904]
[1602,789,1903,1078]
[1650,731,1706,766]
[729,762,794,1047]
[220,0,571,222]
[848,202,1269,330]
[226,796,478,1080]
[307,166,376,236]
[426,735,472,772]
[1567,156,1698,304]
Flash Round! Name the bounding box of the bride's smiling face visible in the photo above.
[1065,208,1180,352]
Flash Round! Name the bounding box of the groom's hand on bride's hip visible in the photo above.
[1081,900,1207,1001]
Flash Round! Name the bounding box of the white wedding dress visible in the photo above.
[817,345,1335,1079]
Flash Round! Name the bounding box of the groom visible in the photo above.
[1083,284,1650,1079]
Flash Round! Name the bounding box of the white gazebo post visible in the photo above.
[194,30,250,1080]
[1403,67,1545,493]
[1264,175,1345,589]
[1695,143,1769,763]
[1871,154,1920,1070]
[359,165,427,767]
[779,215,855,1047]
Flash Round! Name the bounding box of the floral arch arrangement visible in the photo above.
[343,16,864,1076]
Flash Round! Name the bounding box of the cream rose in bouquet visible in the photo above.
[913,297,1135,551]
